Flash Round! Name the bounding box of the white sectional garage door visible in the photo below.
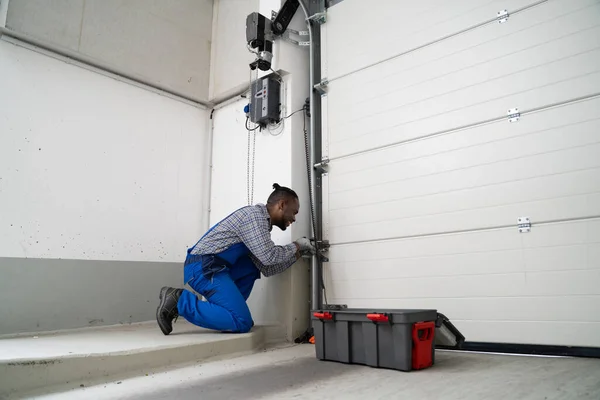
[320,0,600,347]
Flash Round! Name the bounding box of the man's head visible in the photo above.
[266,183,299,231]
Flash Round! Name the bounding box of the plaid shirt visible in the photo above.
[190,204,298,277]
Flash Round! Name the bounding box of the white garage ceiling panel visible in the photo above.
[321,0,600,347]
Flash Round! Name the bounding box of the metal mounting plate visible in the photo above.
[281,31,310,47]
[497,9,509,23]
[308,11,327,25]
[314,78,328,96]
[518,217,531,233]
[507,107,520,123]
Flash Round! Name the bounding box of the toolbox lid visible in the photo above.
[311,308,438,324]
[435,312,465,348]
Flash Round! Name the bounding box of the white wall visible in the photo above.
[208,0,311,341]
[0,0,311,340]
[5,0,214,102]
[209,0,259,101]
[0,38,211,334]
[0,39,210,262]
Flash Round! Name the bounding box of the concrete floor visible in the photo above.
[0,321,254,361]
[0,321,266,397]
[26,344,600,400]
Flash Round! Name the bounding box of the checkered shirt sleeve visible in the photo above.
[191,204,298,277]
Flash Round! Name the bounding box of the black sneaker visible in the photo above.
[156,286,183,335]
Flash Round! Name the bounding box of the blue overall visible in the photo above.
[177,221,261,333]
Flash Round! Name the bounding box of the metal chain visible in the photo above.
[250,130,256,204]
[247,67,258,205]
[247,128,257,205]
[247,129,251,205]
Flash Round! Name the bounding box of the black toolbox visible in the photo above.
[311,308,464,372]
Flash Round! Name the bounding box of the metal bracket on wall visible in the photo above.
[308,11,327,25]
[287,28,309,36]
[317,239,330,262]
[314,157,329,173]
[314,78,329,96]
[281,30,310,47]
[518,217,531,233]
[497,9,509,23]
[507,107,520,123]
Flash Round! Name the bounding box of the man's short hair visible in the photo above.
[267,183,298,205]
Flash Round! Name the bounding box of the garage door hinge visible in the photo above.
[507,108,520,123]
[314,78,329,96]
[518,217,531,233]
[497,9,509,23]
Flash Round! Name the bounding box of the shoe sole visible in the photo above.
[156,286,171,335]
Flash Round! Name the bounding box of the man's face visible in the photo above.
[274,197,299,231]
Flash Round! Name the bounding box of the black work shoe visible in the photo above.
[156,286,183,335]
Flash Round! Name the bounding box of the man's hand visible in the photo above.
[294,237,316,256]
[299,249,314,258]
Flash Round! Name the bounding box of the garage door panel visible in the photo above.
[329,116,600,195]
[330,268,600,300]
[330,168,600,232]
[329,22,600,135]
[329,142,600,212]
[329,269,600,300]
[326,218,599,298]
[328,250,525,281]
[525,243,600,272]
[328,0,599,118]
[330,77,600,159]
[330,192,600,244]
[328,227,521,263]
[323,0,600,347]
[324,296,600,324]
[527,270,600,297]
[329,52,600,158]
[326,0,542,80]
[330,273,528,299]
[520,219,600,249]
[331,97,600,175]
[329,243,598,281]
[327,223,598,280]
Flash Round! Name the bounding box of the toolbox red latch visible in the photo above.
[366,313,389,323]
[313,312,333,320]
[412,321,435,370]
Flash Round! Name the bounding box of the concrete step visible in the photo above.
[0,320,268,398]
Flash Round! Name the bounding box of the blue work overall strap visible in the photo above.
[184,206,248,280]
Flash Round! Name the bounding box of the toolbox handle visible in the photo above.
[366,313,389,323]
[412,321,435,341]
[313,312,333,320]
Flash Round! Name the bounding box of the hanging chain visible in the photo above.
[247,127,257,205]
[247,130,251,205]
[250,130,256,204]
[247,67,259,205]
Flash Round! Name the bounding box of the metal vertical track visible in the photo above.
[309,0,325,312]
[299,0,325,313]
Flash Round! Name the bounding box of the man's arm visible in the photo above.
[235,211,298,267]
[249,252,300,277]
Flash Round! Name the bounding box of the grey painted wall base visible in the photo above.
[0,257,182,336]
